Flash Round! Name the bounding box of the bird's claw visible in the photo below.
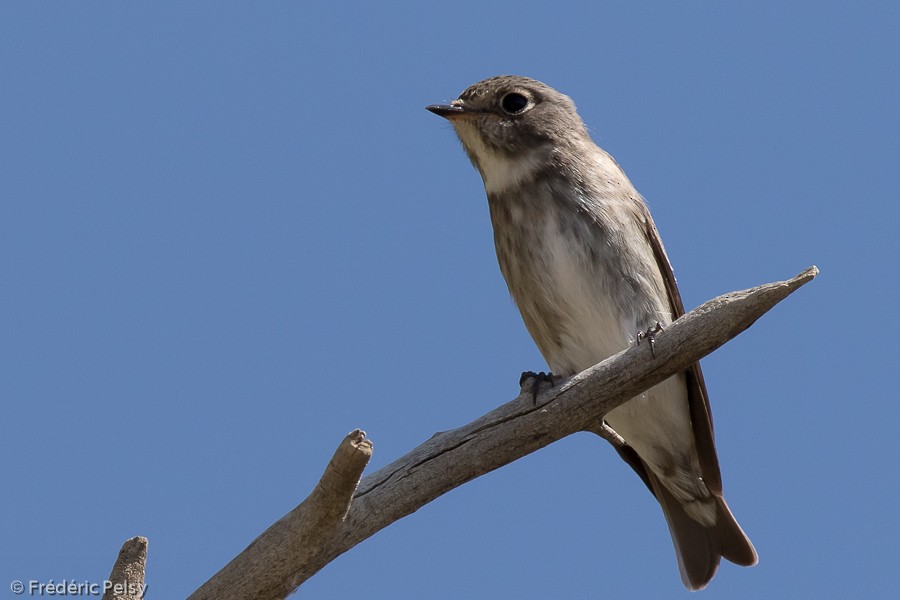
[636,322,664,357]
[519,370,561,404]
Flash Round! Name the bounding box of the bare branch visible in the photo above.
[188,430,373,600]
[190,267,817,599]
[102,537,148,600]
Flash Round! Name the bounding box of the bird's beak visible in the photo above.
[426,103,469,120]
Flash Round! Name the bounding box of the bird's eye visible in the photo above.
[500,92,530,115]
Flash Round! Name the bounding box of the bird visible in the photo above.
[426,75,757,590]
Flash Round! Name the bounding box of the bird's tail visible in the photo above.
[648,472,758,591]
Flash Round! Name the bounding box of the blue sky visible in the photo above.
[2,2,898,598]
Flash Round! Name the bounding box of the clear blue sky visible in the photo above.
[2,2,898,599]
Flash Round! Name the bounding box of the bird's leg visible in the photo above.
[519,371,562,404]
[636,321,664,357]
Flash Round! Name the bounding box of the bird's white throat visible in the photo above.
[452,121,546,195]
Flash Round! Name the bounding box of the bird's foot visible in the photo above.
[519,371,563,404]
[636,322,664,357]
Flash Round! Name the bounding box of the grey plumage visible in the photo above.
[427,75,757,590]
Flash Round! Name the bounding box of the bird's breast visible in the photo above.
[488,190,653,375]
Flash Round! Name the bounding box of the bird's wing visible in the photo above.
[640,204,723,494]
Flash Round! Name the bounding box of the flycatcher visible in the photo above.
[427,75,757,590]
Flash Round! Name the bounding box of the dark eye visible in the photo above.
[500,92,529,115]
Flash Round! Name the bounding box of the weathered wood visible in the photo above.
[188,429,373,600]
[102,537,148,600]
[186,267,816,599]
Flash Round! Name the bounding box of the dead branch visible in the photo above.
[170,266,814,599]
[102,537,148,600]
[189,429,373,600]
